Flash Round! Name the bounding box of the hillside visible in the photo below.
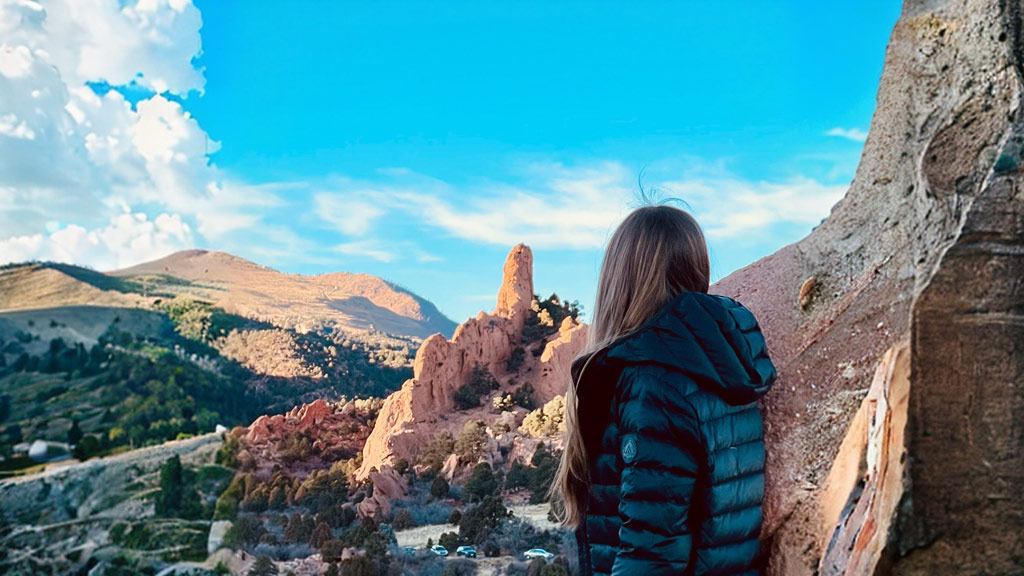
[107,249,455,338]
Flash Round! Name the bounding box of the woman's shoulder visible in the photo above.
[615,363,702,410]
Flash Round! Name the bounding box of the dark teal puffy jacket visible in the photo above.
[571,291,776,576]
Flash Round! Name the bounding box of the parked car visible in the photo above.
[430,545,449,557]
[456,545,477,558]
[524,548,554,561]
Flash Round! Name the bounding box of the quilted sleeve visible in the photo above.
[611,365,704,576]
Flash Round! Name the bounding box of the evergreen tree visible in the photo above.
[454,420,487,464]
[156,455,183,517]
[310,521,332,548]
[464,463,498,503]
[248,555,278,576]
[430,475,449,499]
[67,418,83,446]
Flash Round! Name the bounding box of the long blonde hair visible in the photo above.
[553,204,710,527]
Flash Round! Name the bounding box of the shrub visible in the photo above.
[248,555,278,576]
[453,384,479,410]
[283,513,314,543]
[463,463,498,503]
[469,363,499,395]
[447,509,462,525]
[339,556,374,576]
[510,383,535,410]
[491,393,514,413]
[519,396,565,438]
[505,461,530,491]
[526,559,546,576]
[442,558,477,576]
[418,430,455,472]
[394,458,410,475]
[438,531,461,552]
[392,508,414,530]
[430,475,450,499]
[505,346,526,373]
[310,522,332,548]
[320,539,345,562]
[454,420,487,465]
[458,495,510,544]
[223,515,267,548]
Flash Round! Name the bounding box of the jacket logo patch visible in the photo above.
[621,435,638,464]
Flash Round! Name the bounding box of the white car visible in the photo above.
[524,548,554,560]
[430,544,449,556]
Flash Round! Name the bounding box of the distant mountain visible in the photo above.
[1,249,456,339]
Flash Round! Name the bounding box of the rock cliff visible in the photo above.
[711,1,1024,573]
[357,244,588,478]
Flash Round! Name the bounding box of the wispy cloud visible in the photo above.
[313,161,845,252]
[332,240,396,263]
[660,172,846,239]
[314,193,385,236]
[825,126,868,143]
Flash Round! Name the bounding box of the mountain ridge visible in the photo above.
[2,248,456,340]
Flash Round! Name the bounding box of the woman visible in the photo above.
[554,204,776,576]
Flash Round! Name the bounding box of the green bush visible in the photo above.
[453,384,480,410]
[469,363,499,395]
[454,420,487,465]
[430,475,450,499]
[418,430,455,472]
[464,463,498,503]
[447,509,462,525]
[392,508,414,530]
[510,382,535,410]
[438,531,461,552]
[505,347,526,373]
[247,555,277,576]
[458,495,510,544]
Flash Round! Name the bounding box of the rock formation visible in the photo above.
[357,244,587,478]
[711,1,1024,573]
[235,399,377,474]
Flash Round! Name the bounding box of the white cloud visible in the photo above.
[0,0,295,270]
[314,193,385,236]
[660,173,846,239]
[826,126,868,142]
[332,240,396,263]
[310,161,846,254]
[0,210,193,270]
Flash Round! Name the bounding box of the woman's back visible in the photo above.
[571,291,775,576]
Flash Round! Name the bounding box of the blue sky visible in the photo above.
[0,0,899,324]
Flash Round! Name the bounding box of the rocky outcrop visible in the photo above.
[237,399,377,475]
[535,316,587,401]
[357,244,587,478]
[355,466,408,519]
[711,1,1024,573]
[493,243,535,334]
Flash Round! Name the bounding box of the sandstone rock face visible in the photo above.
[493,244,534,333]
[536,317,588,401]
[357,243,586,478]
[355,466,408,519]
[238,399,375,475]
[710,1,1024,573]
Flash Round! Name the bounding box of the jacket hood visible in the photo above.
[572,291,775,406]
